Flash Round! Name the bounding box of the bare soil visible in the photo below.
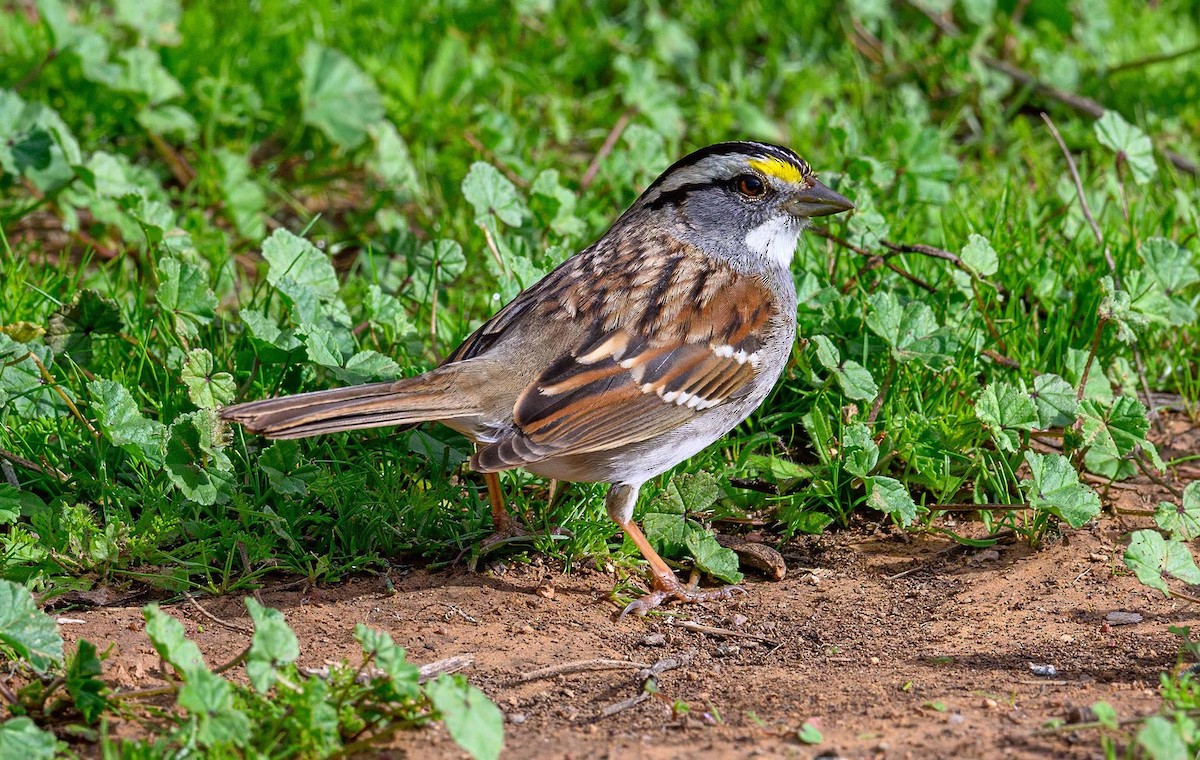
[59,511,1195,759]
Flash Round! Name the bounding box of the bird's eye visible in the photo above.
[734,174,766,199]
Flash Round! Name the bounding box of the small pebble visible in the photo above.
[641,632,667,647]
[971,549,1000,564]
[1106,611,1143,626]
[869,656,880,665]
[732,614,749,628]
[1029,663,1058,677]
[716,643,741,657]
[509,713,526,725]
[982,698,998,709]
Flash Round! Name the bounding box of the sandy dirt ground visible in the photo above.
[55,503,1195,759]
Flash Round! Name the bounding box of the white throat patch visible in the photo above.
[744,215,802,269]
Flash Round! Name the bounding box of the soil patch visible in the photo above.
[58,516,1193,758]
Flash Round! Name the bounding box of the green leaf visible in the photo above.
[0,717,57,759]
[797,721,823,745]
[137,105,197,140]
[88,379,166,465]
[217,149,266,240]
[0,579,63,673]
[1020,452,1101,528]
[1126,529,1200,597]
[164,411,234,506]
[425,675,505,760]
[262,229,340,305]
[0,335,64,417]
[177,668,251,747]
[1029,373,1079,429]
[157,258,217,340]
[114,48,184,105]
[643,512,688,557]
[0,485,43,525]
[1078,396,1154,479]
[960,233,998,277]
[1091,700,1118,730]
[333,350,402,383]
[811,335,877,400]
[299,42,384,149]
[1099,275,1149,344]
[259,440,313,497]
[866,476,918,527]
[684,529,743,584]
[368,121,420,197]
[66,639,106,723]
[143,603,205,677]
[181,349,236,409]
[45,290,122,365]
[245,598,300,693]
[1135,715,1188,760]
[1154,483,1200,541]
[974,382,1038,453]
[355,625,420,700]
[9,128,52,173]
[114,0,181,45]
[649,471,722,516]
[462,162,528,228]
[866,291,956,367]
[1094,111,1157,185]
[1136,238,1199,326]
[842,423,879,478]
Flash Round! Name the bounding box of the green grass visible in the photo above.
[1,0,1199,756]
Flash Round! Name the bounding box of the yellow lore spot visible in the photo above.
[748,157,804,184]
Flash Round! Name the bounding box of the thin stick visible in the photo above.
[515,658,650,684]
[463,131,529,189]
[183,592,254,635]
[670,620,781,647]
[595,691,651,719]
[1108,42,1200,75]
[25,351,99,438]
[0,446,68,483]
[581,109,635,191]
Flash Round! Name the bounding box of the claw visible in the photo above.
[618,577,744,619]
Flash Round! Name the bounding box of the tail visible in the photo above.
[219,366,477,439]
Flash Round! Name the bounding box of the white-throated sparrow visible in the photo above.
[221,141,853,616]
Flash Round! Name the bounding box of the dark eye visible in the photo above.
[734,174,766,199]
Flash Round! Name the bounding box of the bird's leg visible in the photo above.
[476,470,571,552]
[606,484,744,618]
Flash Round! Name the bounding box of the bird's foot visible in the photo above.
[619,571,745,619]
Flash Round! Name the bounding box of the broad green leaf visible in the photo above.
[812,335,877,400]
[1030,373,1079,428]
[0,89,81,191]
[298,322,343,368]
[65,640,106,722]
[137,105,198,140]
[960,233,998,277]
[0,717,57,759]
[334,350,402,383]
[1091,701,1119,730]
[649,471,721,516]
[425,676,505,760]
[1020,452,1101,528]
[842,423,879,478]
[143,603,205,676]
[974,382,1038,453]
[367,285,416,335]
[797,720,824,745]
[0,335,64,417]
[530,169,585,238]
[0,580,63,673]
[414,240,468,291]
[45,289,122,365]
[845,189,889,250]
[462,162,528,228]
[1154,483,1200,541]
[685,529,743,584]
[0,485,43,525]
[299,43,384,149]
[177,668,251,747]
[1125,530,1200,597]
[114,0,181,45]
[114,48,184,105]
[1094,111,1157,185]
[181,349,236,409]
[217,149,266,240]
[1078,396,1154,479]
[88,379,166,465]
[262,229,340,304]
[866,291,956,367]
[1099,276,1147,344]
[245,598,300,693]
[643,512,688,557]
[354,625,420,700]
[1135,238,1198,326]
[368,120,420,197]
[157,258,217,339]
[164,411,234,506]
[260,440,313,497]
[866,476,918,527]
[1135,715,1188,760]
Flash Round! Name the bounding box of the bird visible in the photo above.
[220,141,853,616]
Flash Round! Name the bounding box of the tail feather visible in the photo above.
[219,367,476,440]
